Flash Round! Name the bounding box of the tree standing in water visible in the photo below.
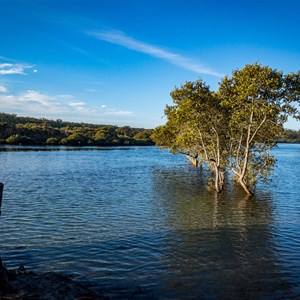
[152,80,229,192]
[152,63,300,195]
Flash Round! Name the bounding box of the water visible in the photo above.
[0,144,299,299]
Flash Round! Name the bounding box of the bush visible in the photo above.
[60,133,86,145]
[6,134,34,145]
[46,138,60,145]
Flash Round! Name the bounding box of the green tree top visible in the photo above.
[152,63,300,195]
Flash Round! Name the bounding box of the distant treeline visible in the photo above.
[277,128,300,143]
[0,112,298,146]
[0,113,154,146]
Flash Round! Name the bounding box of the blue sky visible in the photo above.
[0,0,299,129]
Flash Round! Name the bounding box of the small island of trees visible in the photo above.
[152,63,300,195]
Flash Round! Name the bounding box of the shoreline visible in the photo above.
[0,259,106,299]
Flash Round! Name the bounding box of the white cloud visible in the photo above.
[0,89,133,120]
[0,63,34,75]
[68,101,86,107]
[0,90,64,115]
[100,103,132,116]
[104,110,133,116]
[88,30,223,77]
[22,90,51,102]
[0,85,7,93]
[67,101,98,113]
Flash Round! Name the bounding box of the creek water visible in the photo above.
[0,144,299,299]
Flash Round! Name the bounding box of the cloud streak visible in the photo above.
[0,85,7,93]
[88,30,222,77]
[0,63,34,75]
[103,110,133,116]
[0,90,65,114]
[0,89,133,120]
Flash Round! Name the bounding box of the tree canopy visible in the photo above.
[152,63,300,195]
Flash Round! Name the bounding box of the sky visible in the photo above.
[0,0,299,129]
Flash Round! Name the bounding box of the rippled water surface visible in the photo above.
[0,144,299,299]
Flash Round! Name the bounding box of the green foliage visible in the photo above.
[278,129,300,143]
[153,63,300,195]
[218,63,299,194]
[115,126,134,137]
[46,137,60,145]
[134,130,153,141]
[0,113,154,146]
[61,133,87,145]
[6,134,34,145]
[152,80,228,192]
[0,123,15,139]
[94,127,118,144]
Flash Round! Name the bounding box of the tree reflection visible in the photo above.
[151,164,295,299]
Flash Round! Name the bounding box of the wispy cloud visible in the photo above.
[68,101,86,107]
[0,90,65,114]
[0,55,16,62]
[104,110,133,116]
[0,63,34,75]
[0,89,133,120]
[0,85,7,93]
[67,101,94,112]
[88,30,222,77]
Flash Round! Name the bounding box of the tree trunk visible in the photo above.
[238,111,253,192]
[185,155,198,167]
[219,170,225,191]
[214,165,224,193]
[238,178,254,196]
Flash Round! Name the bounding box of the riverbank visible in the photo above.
[0,112,154,147]
[0,259,105,299]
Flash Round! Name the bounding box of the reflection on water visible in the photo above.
[151,164,274,230]
[151,165,296,299]
[0,145,299,299]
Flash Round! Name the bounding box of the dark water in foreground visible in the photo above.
[0,144,299,299]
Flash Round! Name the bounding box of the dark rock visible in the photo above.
[0,258,24,299]
[12,271,100,299]
[0,259,107,299]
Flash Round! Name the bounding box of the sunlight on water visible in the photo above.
[0,144,299,298]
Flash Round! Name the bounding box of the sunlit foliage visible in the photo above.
[152,63,300,195]
[0,113,154,146]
